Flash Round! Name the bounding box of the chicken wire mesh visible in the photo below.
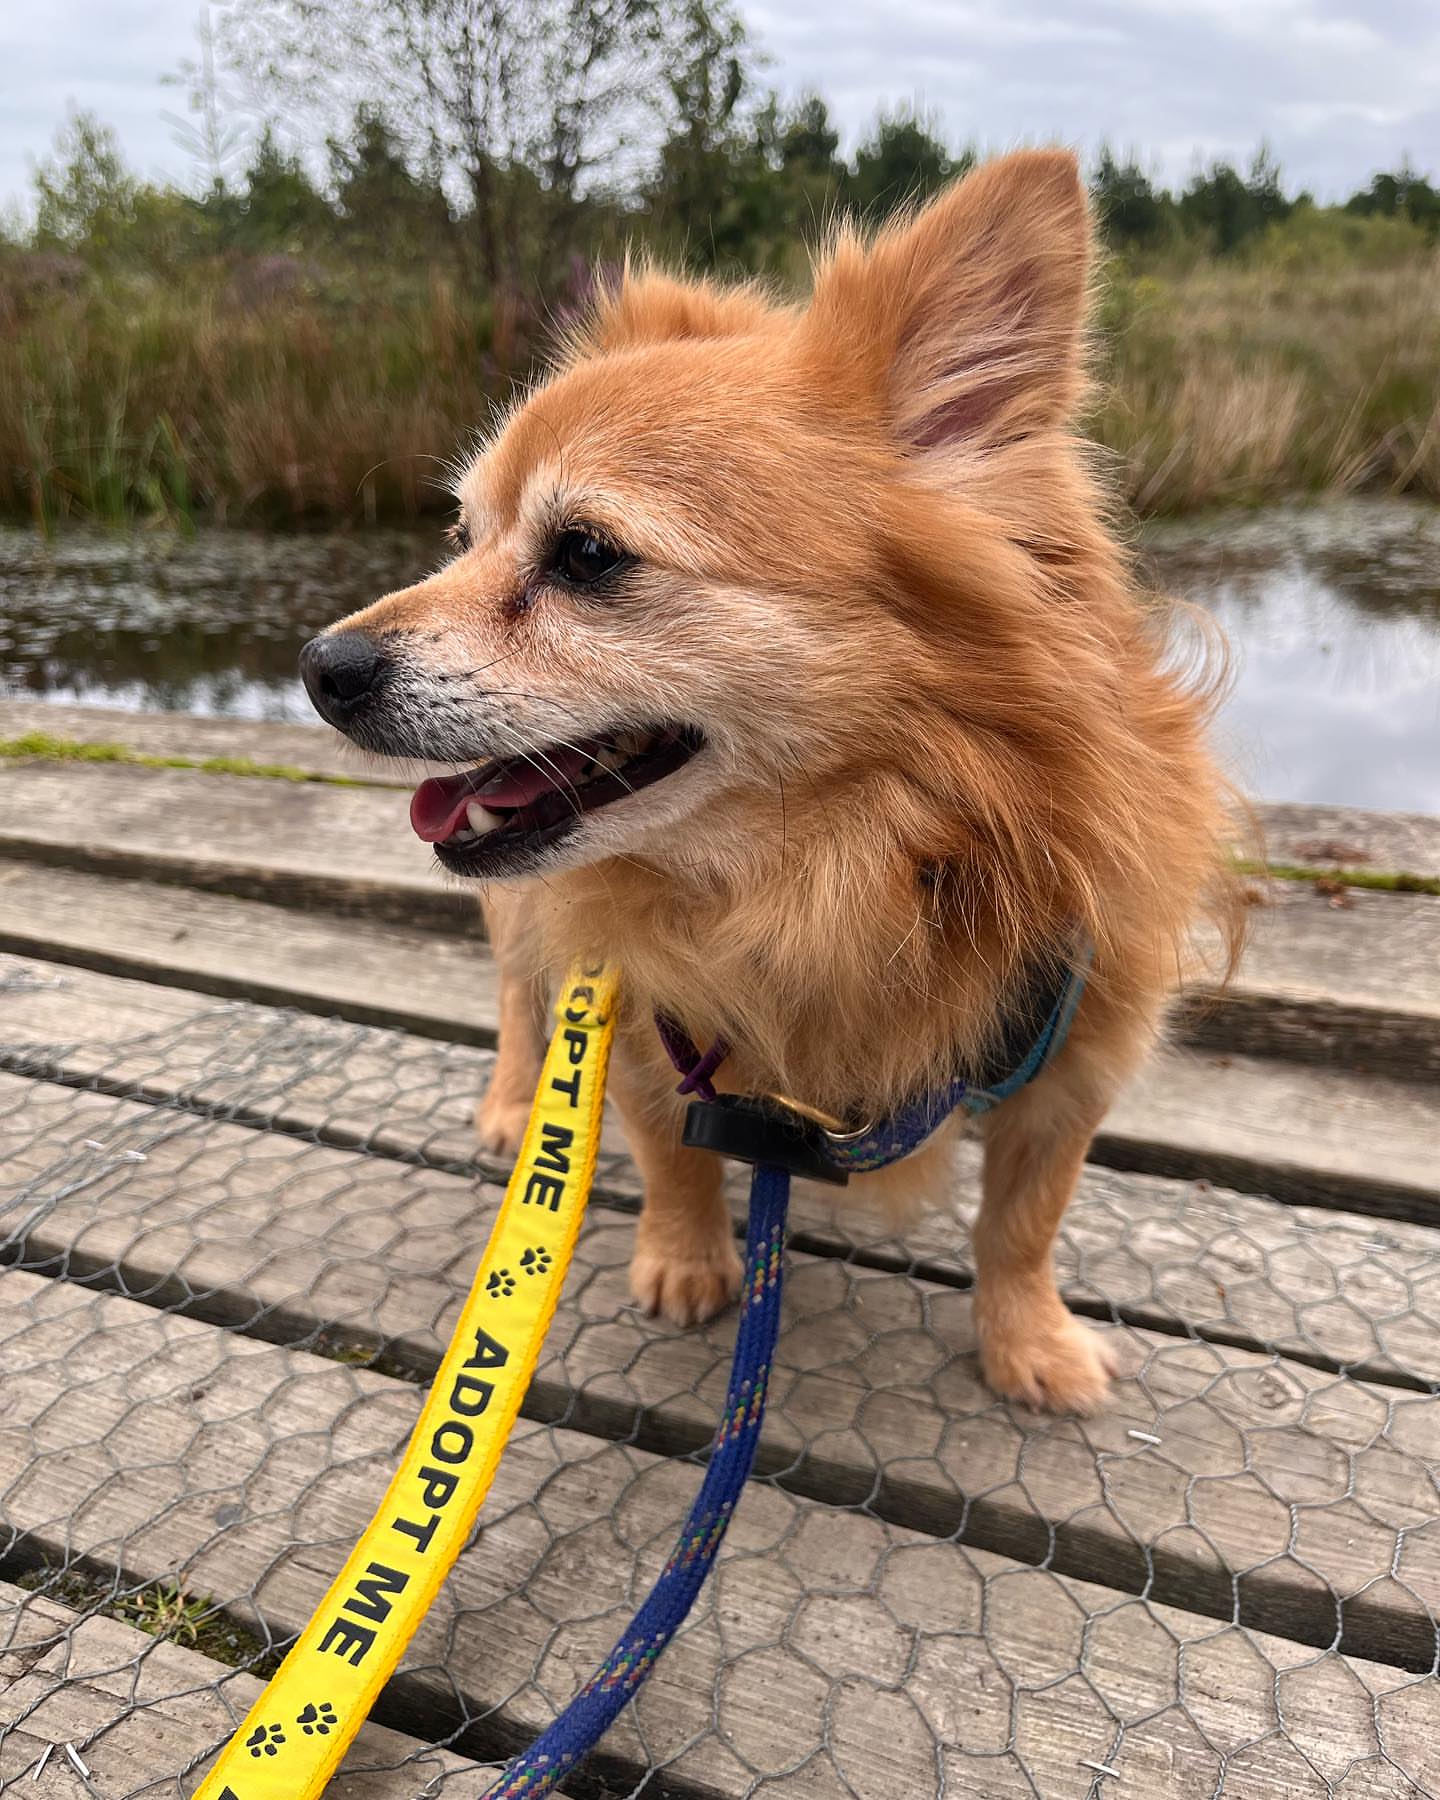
[0,954,1437,1800]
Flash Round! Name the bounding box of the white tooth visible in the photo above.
[595,747,626,773]
[466,801,503,835]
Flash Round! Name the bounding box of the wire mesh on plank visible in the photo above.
[1,959,1437,1800]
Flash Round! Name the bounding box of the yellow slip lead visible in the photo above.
[196,964,619,1800]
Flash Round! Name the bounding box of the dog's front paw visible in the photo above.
[630,1242,742,1328]
[977,1306,1118,1415]
[474,1087,531,1158]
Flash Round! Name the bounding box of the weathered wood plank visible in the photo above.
[0,759,467,930]
[7,1053,1440,1391]
[1100,1046,1440,1221]
[3,1078,1437,1668]
[0,1272,1431,1798]
[4,956,1440,1385]
[5,1038,1439,1402]
[0,1581,505,1797]
[1181,878,1440,1081]
[816,1142,1440,1391]
[0,862,498,1047]
[6,756,1440,1078]
[1257,801,1440,883]
[5,942,1439,1268]
[11,693,1440,883]
[3,860,1437,1083]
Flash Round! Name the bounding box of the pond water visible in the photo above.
[2,502,1437,812]
[1140,503,1440,814]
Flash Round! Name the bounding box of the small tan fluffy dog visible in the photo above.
[301,150,1236,1415]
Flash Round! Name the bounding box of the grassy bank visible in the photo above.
[1093,255,1440,513]
[3,248,1437,527]
[0,262,519,527]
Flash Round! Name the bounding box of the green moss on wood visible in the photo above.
[0,730,383,788]
[1232,857,1440,897]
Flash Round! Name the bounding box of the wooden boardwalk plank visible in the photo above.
[0,1271,1432,1798]
[4,957,1440,1386]
[0,861,498,1048]
[4,859,1440,1083]
[0,699,405,785]
[4,942,1439,1242]
[8,1059,1440,1392]
[11,691,1440,879]
[0,759,462,930]
[1101,1047,1440,1221]
[1183,878,1440,1081]
[0,1582,505,1797]
[1257,800,1440,884]
[4,757,1440,1078]
[3,1077,1438,1668]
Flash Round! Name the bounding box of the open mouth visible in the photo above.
[410,725,704,875]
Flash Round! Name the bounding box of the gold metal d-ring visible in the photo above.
[763,1091,876,1143]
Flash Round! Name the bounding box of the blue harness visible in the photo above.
[482,950,1088,1798]
[674,944,1092,1180]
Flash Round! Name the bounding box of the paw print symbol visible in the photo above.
[245,1722,286,1758]
[297,1701,338,1736]
[519,1246,552,1276]
[485,1267,516,1298]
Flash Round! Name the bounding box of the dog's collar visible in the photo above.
[655,942,1091,1186]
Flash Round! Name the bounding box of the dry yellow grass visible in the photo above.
[1092,256,1440,513]
[2,249,1437,525]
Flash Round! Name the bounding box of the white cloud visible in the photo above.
[3,0,1436,209]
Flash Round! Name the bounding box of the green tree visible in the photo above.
[1180,161,1247,252]
[233,126,333,251]
[1180,147,1293,254]
[1346,161,1440,234]
[328,107,452,259]
[765,92,846,253]
[1245,144,1294,233]
[776,93,841,177]
[1092,147,1172,248]
[643,2,762,269]
[216,0,747,285]
[32,109,137,259]
[849,108,959,221]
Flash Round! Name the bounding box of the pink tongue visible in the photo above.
[470,746,591,807]
[409,747,593,843]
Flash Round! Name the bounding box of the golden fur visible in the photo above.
[330,150,1240,1413]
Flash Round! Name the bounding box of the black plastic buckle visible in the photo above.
[682,1095,849,1186]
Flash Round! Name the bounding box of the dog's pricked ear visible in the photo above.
[566,267,775,361]
[807,149,1091,453]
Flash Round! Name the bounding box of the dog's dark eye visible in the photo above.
[447,516,473,554]
[552,528,625,587]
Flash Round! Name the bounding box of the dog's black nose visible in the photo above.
[299,631,384,729]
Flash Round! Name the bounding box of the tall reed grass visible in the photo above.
[1091,255,1440,513]
[0,261,530,528]
[2,249,1437,526]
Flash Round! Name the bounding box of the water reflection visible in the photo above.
[2,503,1437,811]
[1141,503,1440,811]
[0,529,435,723]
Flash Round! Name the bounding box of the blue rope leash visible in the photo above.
[480,1161,790,1800]
[482,945,1090,1794]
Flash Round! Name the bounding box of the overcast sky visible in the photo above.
[3,0,1437,212]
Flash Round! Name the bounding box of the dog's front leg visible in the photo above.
[475,889,549,1156]
[972,1072,1118,1414]
[609,1033,742,1329]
